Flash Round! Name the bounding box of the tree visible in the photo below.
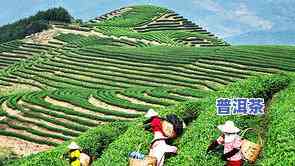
[0,7,73,43]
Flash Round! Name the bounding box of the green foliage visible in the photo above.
[49,88,140,119]
[121,87,175,106]
[93,89,151,112]
[7,121,131,166]
[54,33,146,48]
[171,88,210,98]
[22,91,100,126]
[94,5,169,27]
[256,74,295,165]
[34,7,72,23]
[0,6,294,165]
[0,7,72,43]
[91,74,290,166]
[87,5,226,46]
[2,43,294,96]
[165,74,290,166]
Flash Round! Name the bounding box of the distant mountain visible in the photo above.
[225,30,295,45]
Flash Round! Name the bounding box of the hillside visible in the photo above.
[0,5,294,166]
[85,5,228,47]
[0,7,72,44]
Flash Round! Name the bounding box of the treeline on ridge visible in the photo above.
[0,7,73,43]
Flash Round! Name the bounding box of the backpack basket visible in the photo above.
[129,156,157,166]
[128,143,157,166]
[240,128,263,163]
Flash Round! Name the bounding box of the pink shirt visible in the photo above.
[217,135,242,161]
[149,132,177,166]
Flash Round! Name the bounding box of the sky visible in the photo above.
[1,0,294,38]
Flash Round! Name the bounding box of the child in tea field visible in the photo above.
[144,109,183,166]
[63,142,92,166]
[207,121,243,166]
[142,109,199,165]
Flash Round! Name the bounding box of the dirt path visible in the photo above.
[0,135,52,157]
[54,25,163,46]
[45,96,131,121]
[18,99,93,130]
[64,52,226,89]
[32,97,102,125]
[0,120,60,156]
[116,94,163,108]
[9,100,79,137]
[136,13,181,29]
[169,93,197,100]
[20,17,166,49]
[1,101,20,117]
[53,70,132,88]
[45,96,104,115]
[95,7,132,21]
[24,29,58,44]
[0,52,30,58]
[2,101,74,140]
[88,95,141,115]
[143,92,177,104]
[1,123,62,145]
[197,59,280,74]
[0,83,39,97]
[185,64,246,81]
[54,56,211,90]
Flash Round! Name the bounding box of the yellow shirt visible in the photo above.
[71,159,80,166]
[70,150,81,159]
[69,150,81,166]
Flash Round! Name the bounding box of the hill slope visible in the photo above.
[0,7,72,44]
[86,5,228,47]
[0,5,294,166]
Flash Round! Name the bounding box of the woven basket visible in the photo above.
[145,156,157,166]
[161,120,176,138]
[129,156,157,166]
[129,158,144,166]
[241,128,263,163]
[128,143,157,166]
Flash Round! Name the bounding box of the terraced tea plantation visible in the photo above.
[0,5,294,166]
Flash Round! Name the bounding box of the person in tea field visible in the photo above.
[144,109,185,166]
[207,121,243,166]
[63,142,92,166]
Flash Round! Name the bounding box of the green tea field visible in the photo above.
[0,5,294,166]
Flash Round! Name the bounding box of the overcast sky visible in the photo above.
[1,0,294,38]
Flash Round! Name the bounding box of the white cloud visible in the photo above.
[232,3,273,30]
[192,0,223,12]
[193,1,273,31]
[217,26,243,38]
